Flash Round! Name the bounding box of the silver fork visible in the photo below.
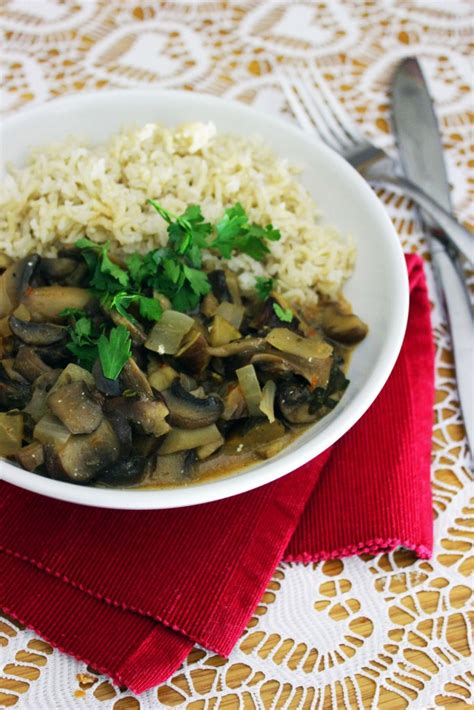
[278,63,472,263]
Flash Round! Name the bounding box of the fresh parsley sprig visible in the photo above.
[97,325,132,380]
[66,201,283,379]
[273,303,293,322]
[255,276,274,301]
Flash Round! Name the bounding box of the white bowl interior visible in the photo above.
[0,90,408,508]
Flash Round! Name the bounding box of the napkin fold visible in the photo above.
[0,254,434,694]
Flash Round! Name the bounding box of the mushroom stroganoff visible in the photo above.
[0,200,367,488]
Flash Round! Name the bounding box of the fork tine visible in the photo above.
[307,63,365,145]
[297,65,354,151]
[277,68,316,136]
[282,67,344,152]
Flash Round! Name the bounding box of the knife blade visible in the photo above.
[391,56,474,454]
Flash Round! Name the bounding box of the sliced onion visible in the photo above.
[159,424,222,455]
[259,380,276,423]
[0,413,24,456]
[196,436,225,460]
[236,364,262,417]
[148,364,178,392]
[33,413,71,446]
[145,310,194,355]
[0,267,15,318]
[0,317,11,337]
[209,315,241,347]
[216,302,245,329]
[265,328,333,360]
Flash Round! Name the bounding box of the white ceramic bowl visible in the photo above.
[0,90,408,509]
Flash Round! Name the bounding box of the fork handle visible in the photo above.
[372,175,473,263]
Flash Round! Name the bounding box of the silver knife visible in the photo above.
[391,56,474,454]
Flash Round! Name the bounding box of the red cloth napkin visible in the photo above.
[0,254,434,694]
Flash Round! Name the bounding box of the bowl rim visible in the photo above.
[0,88,409,509]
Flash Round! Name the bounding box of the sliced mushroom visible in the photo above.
[107,409,133,456]
[105,395,170,437]
[13,346,51,383]
[105,307,147,345]
[144,451,197,485]
[50,362,95,392]
[9,316,67,346]
[39,257,78,282]
[63,261,88,287]
[208,269,232,302]
[44,418,120,483]
[22,286,92,322]
[251,349,333,388]
[207,337,266,359]
[317,303,368,345]
[253,296,300,332]
[161,380,223,429]
[176,329,210,375]
[121,357,153,398]
[0,378,31,410]
[92,359,122,397]
[276,380,320,424]
[34,344,71,368]
[224,269,242,306]
[96,456,145,486]
[0,359,27,384]
[0,254,40,318]
[128,398,170,437]
[47,381,103,434]
[15,441,44,471]
[221,383,248,421]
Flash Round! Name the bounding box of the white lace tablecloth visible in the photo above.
[1,1,472,708]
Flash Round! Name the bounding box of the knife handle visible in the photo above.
[432,248,474,454]
[376,175,473,264]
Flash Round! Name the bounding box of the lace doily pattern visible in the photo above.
[0,1,472,708]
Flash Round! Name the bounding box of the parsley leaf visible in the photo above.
[126,252,157,289]
[59,307,86,319]
[148,200,211,261]
[255,276,274,300]
[212,204,281,261]
[76,237,129,291]
[136,295,163,321]
[212,203,248,258]
[273,303,293,322]
[183,265,211,297]
[103,291,162,323]
[97,325,131,380]
[65,316,99,371]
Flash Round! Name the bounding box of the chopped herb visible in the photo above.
[59,307,86,319]
[212,203,281,261]
[67,202,282,375]
[76,237,129,292]
[65,316,98,371]
[273,303,293,322]
[97,325,132,380]
[255,276,274,301]
[136,295,163,321]
[102,291,163,324]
